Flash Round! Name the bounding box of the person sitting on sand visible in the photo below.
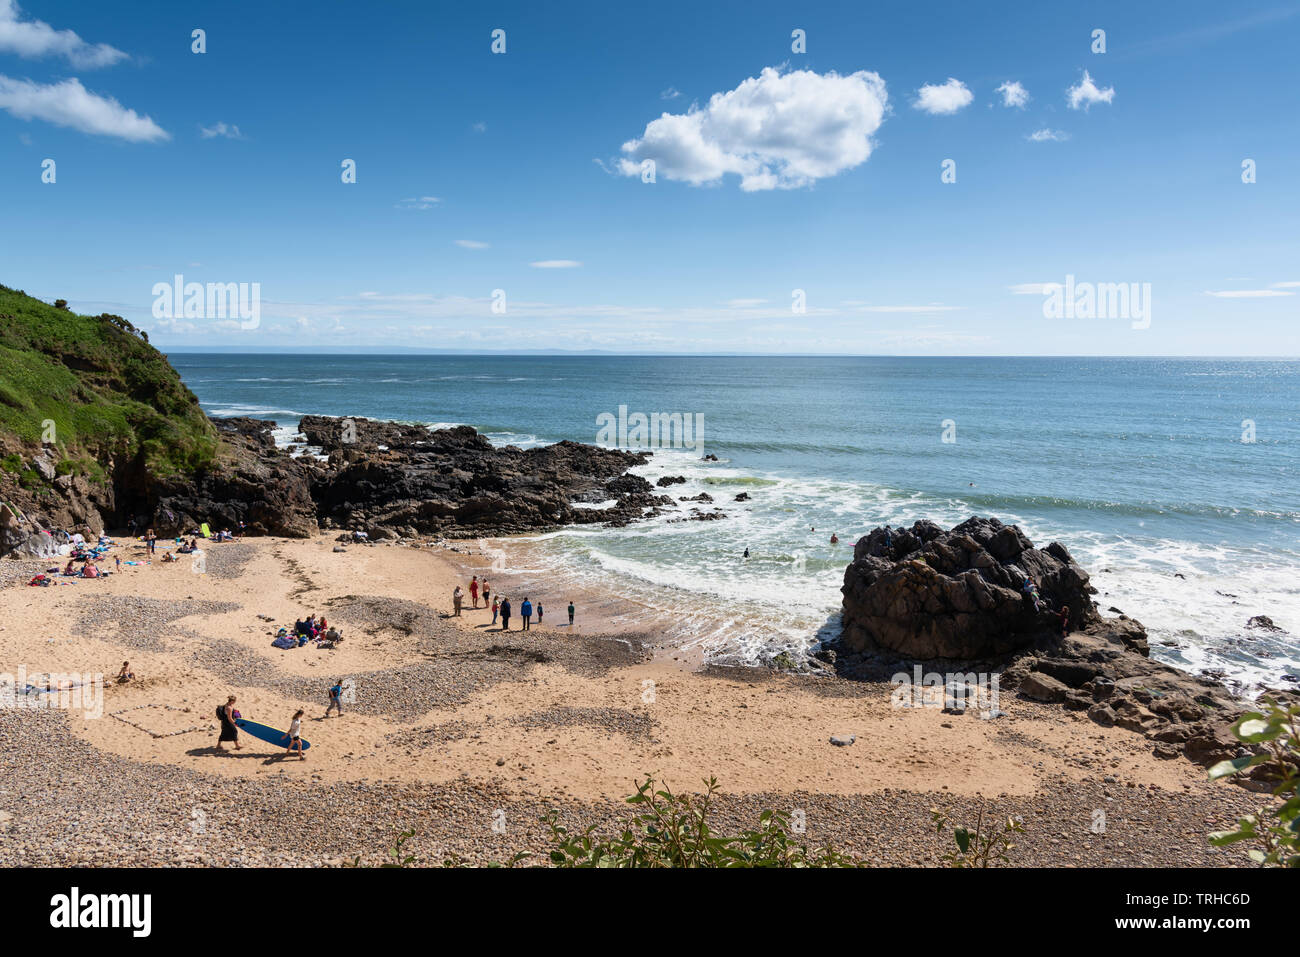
[285,709,306,759]
[116,661,134,683]
[63,559,76,576]
[81,561,100,578]
[216,696,241,751]
[453,585,464,617]
[161,551,177,563]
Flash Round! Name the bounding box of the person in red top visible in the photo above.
[469,575,480,608]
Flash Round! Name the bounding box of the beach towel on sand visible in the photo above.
[199,523,211,538]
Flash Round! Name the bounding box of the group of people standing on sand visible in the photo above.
[452,574,576,631]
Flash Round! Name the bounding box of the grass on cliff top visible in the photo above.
[0,283,217,478]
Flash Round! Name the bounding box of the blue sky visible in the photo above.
[1,0,1297,354]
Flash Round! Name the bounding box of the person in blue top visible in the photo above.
[325,679,344,717]
[520,597,533,630]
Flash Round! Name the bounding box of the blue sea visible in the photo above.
[169,354,1300,691]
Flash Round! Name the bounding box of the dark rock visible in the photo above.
[1246,615,1285,634]
[734,492,750,502]
[1019,672,1070,703]
[655,475,686,487]
[839,517,1096,659]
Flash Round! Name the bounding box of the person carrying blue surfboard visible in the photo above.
[216,696,241,751]
[285,710,306,760]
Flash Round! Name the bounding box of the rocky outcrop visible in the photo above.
[304,417,661,537]
[840,517,1095,659]
[143,418,320,538]
[835,516,1297,782]
[2,414,665,553]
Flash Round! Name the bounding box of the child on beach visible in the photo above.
[285,709,306,759]
[470,575,479,608]
[491,598,499,625]
[568,601,575,626]
[536,602,543,624]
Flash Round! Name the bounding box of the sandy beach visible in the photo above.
[0,532,1264,866]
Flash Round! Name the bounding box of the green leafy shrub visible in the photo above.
[1208,698,1299,867]
[930,806,1024,867]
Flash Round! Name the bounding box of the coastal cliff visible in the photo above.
[0,287,664,553]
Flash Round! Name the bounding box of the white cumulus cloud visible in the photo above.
[0,75,167,141]
[616,66,889,191]
[0,0,127,68]
[996,80,1029,108]
[913,77,973,115]
[1067,70,1115,110]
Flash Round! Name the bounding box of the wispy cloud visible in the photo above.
[1008,283,1055,295]
[530,260,582,269]
[200,121,244,140]
[395,196,441,210]
[995,80,1029,108]
[455,239,489,249]
[1205,288,1293,298]
[1067,70,1115,110]
[913,77,973,115]
[471,121,486,133]
[0,0,128,68]
[614,66,888,191]
[1026,128,1070,142]
[0,75,167,141]
[659,86,681,100]
[848,303,963,313]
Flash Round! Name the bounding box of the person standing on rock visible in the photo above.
[453,585,463,617]
[520,597,533,630]
[499,597,512,631]
[470,575,480,608]
[1059,605,1070,638]
[216,696,241,751]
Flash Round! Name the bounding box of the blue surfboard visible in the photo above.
[235,718,311,751]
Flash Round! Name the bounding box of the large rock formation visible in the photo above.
[841,517,1097,659]
[300,416,667,537]
[835,516,1300,781]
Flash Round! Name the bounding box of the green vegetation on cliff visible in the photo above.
[0,284,217,479]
